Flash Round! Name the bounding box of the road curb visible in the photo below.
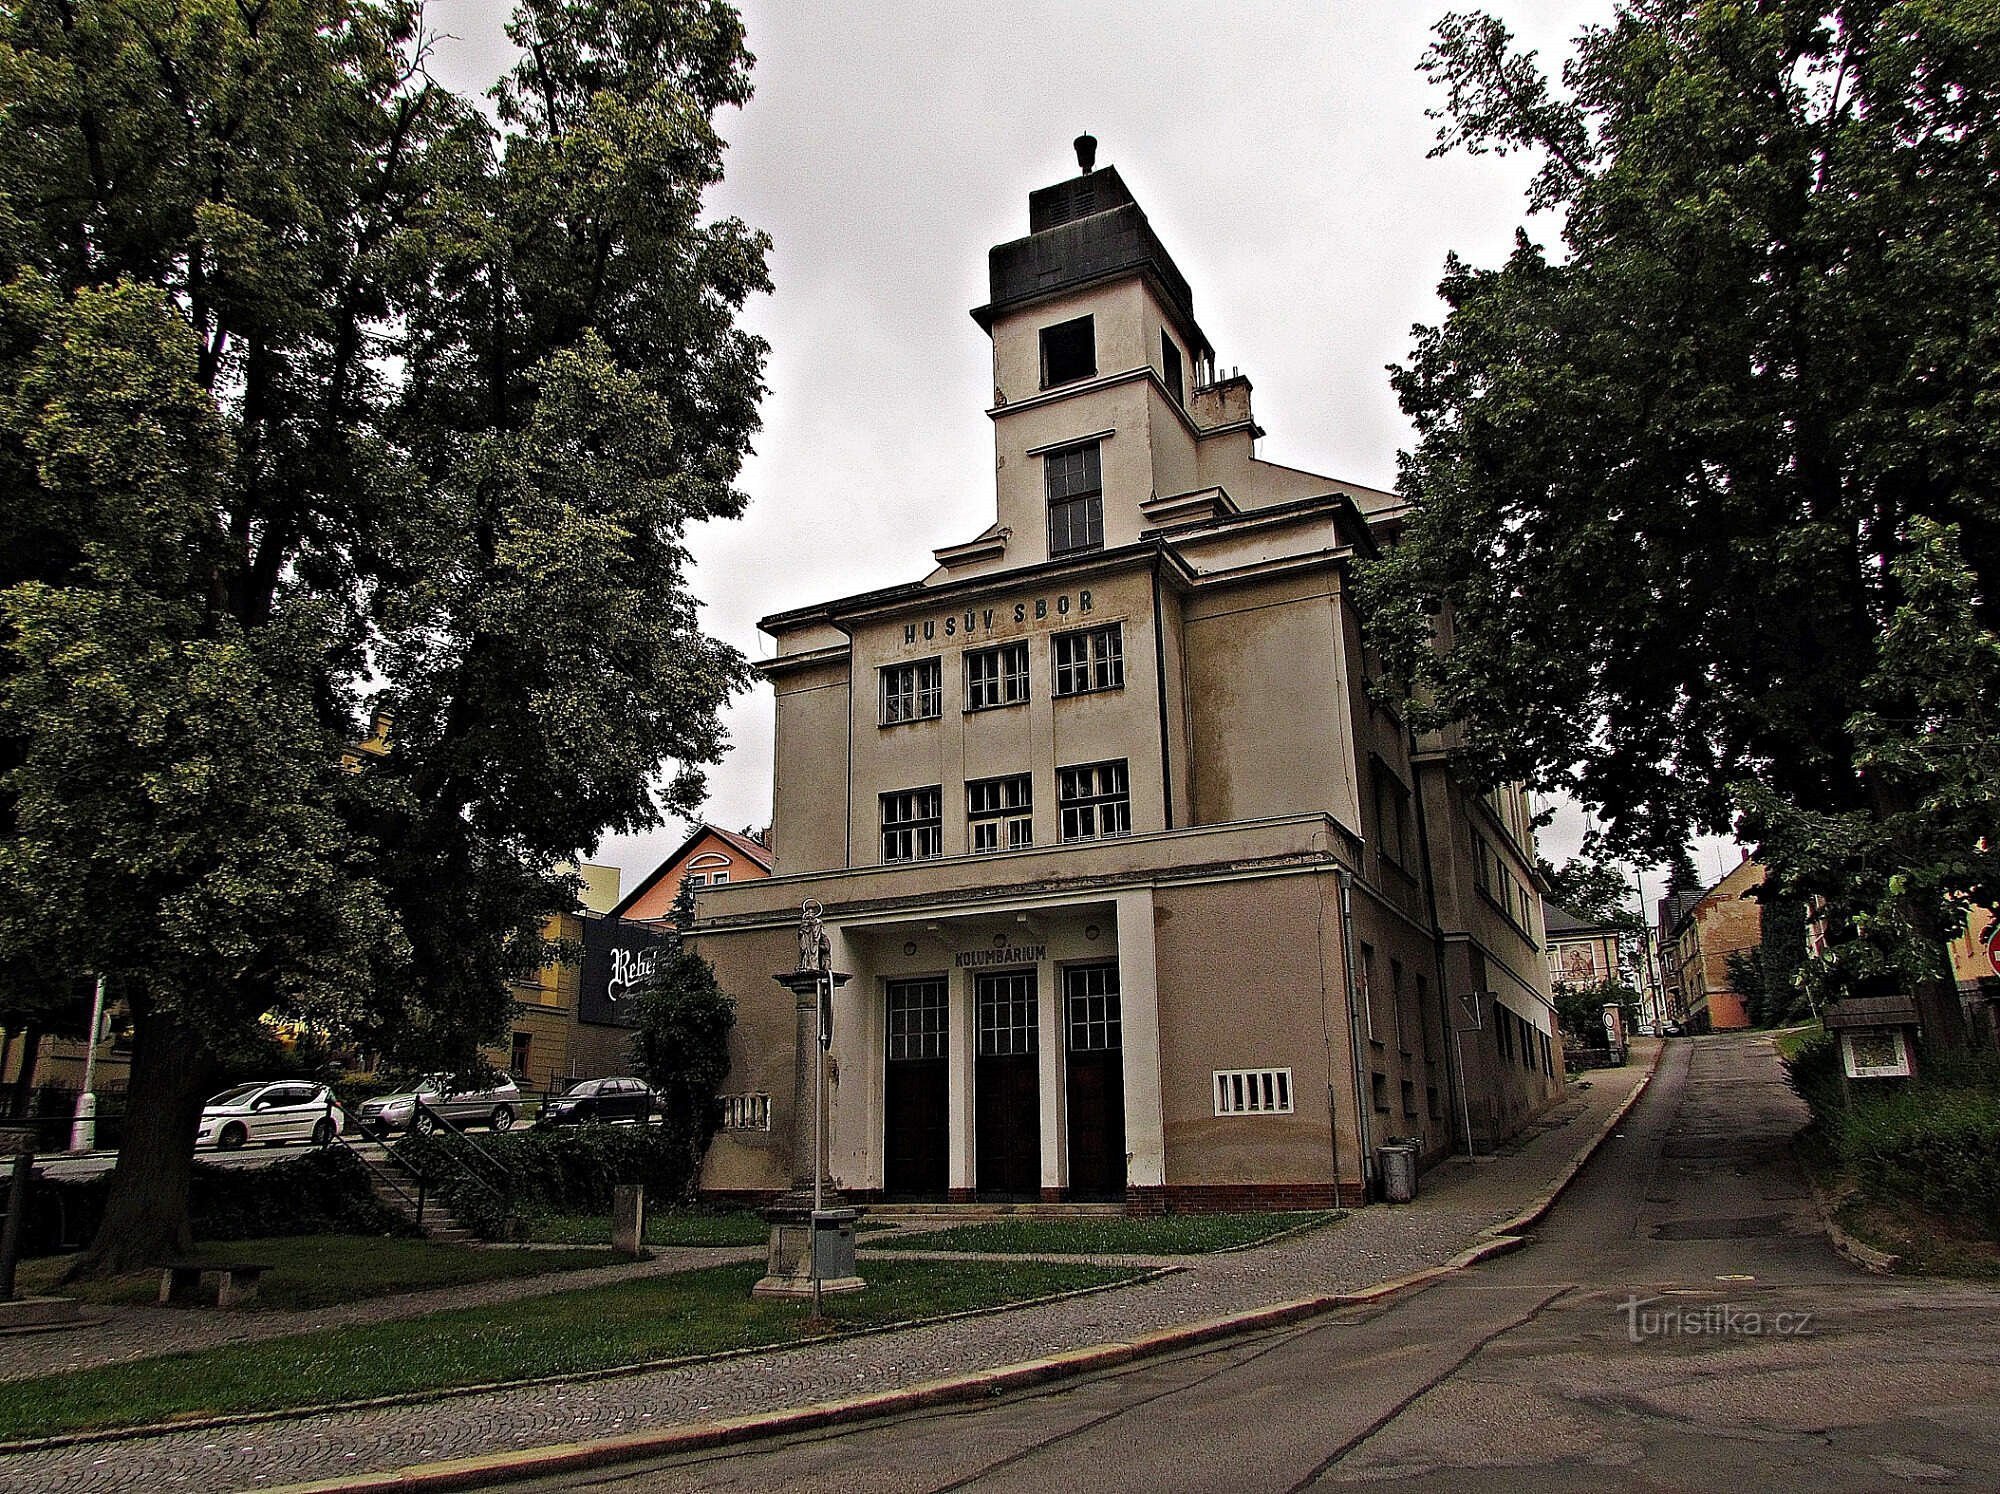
[1804,1177,1902,1275]
[263,1281,1455,1494]
[1479,1040,1665,1242]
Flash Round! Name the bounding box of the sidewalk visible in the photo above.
[0,1046,1657,1494]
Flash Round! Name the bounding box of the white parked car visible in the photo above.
[197,1081,339,1151]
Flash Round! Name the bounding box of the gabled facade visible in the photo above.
[1669,858,1765,1032]
[615,824,774,925]
[692,147,1562,1210]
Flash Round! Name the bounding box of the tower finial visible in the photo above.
[1074,134,1097,174]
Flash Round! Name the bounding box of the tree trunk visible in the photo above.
[8,1023,41,1118]
[65,1006,216,1279]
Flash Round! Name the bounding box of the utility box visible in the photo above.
[810,1208,858,1279]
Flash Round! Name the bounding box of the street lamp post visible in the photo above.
[68,976,107,1153]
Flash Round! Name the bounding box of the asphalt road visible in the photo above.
[518,1033,2000,1493]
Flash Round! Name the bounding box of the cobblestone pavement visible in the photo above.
[0,1052,1654,1493]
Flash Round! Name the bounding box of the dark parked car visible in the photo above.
[537,1076,657,1127]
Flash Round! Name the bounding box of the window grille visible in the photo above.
[887,979,947,1061]
[1053,624,1124,696]
[1057,759,1130,842]
[1212,1068,1294,1116]
[719,1093,771,1131]
[1064,964,1121,1052]
[967,773,1032,853]
[880,787,942,863]
[880,658,941,725]
[965,640,1030,710]
[976,972,1038,1057]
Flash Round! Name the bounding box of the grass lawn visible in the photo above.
[0,1258,1140,1441]
[522,1207,772,1248]
[866,1210,1341,1256]
[17,1235,616,1312]
[522,1208,893,1248]
[1772,1022,1824,1060]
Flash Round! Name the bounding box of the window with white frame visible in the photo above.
[886,978,947,1061]
[1213,1068,1294,1115]
[880,787,942,863]
[1057,759,1130,841]
[1053,623,1124,696]
[1064,964,1121,1052]
[880,658,941,725]
[967,773,1032,852]
[965,640,1029,711]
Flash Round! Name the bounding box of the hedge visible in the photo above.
[19,1146,416,1258]
[393,1119,703,1238]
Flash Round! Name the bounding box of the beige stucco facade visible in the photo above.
[693,154,1562,1210]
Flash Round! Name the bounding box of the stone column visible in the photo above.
[1115,890,1166,1191]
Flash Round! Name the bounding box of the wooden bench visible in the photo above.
[158,1261,271,1309]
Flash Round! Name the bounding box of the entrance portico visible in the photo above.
[822,891,1163,1203]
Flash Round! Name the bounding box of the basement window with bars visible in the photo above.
[718,1093,771,1131]
[1058,759,1130,841]
[1053,623,1124,696]
[1213,1068,1294,1116]
[967,773,1033,852]
[965,640,1030,710]
[880,787,942,863]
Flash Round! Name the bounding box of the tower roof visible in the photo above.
[971,160,1209,356]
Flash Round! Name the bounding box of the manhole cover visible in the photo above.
[1651,1215,1787,1240]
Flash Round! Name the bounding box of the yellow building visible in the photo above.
[690,146,1562,1210]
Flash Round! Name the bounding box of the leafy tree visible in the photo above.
[1554,976,1641,1049]
[1539,849,1643,934]
[1358,3,2000,1047]
[0,0,768,1272]
[629,944,734,1197]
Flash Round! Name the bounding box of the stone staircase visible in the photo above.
[361,1161,480,1244]
[859,1201,1128,1220]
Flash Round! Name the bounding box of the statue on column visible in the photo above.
[797,898,830,974]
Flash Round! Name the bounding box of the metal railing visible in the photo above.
[323,1117,432,1229]
[405,1098,516,1236]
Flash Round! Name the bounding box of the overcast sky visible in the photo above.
[429,0,1744,925]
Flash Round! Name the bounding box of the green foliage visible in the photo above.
[1786,1031,2000,1233]
[630,945,735,1134]
[394,1118,701,1236]
[1356,4,2000,1022]
[26,1147,413,1257]
[0,0,769,1261]
[1554,977,1640,1047]
[1539,852,1643,935]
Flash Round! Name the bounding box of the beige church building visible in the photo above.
[692,146,1563,1210]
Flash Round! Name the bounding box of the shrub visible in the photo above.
[394,1119,701,1237]
[1782,1030,1847,1129]
[21,1146,414,1258]
[1837,1086,2000,1233]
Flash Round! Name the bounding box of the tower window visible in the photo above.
[1040,315,1096,388]
[1160,332,1184,406]
[1046,440,1103,557]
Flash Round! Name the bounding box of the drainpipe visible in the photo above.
[1334,866,1375,1200]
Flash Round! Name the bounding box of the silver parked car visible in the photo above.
[354,1073,521,1137]
[197,1081,339,1151]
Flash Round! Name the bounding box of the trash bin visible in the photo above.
[1377,1141,1418,1204]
